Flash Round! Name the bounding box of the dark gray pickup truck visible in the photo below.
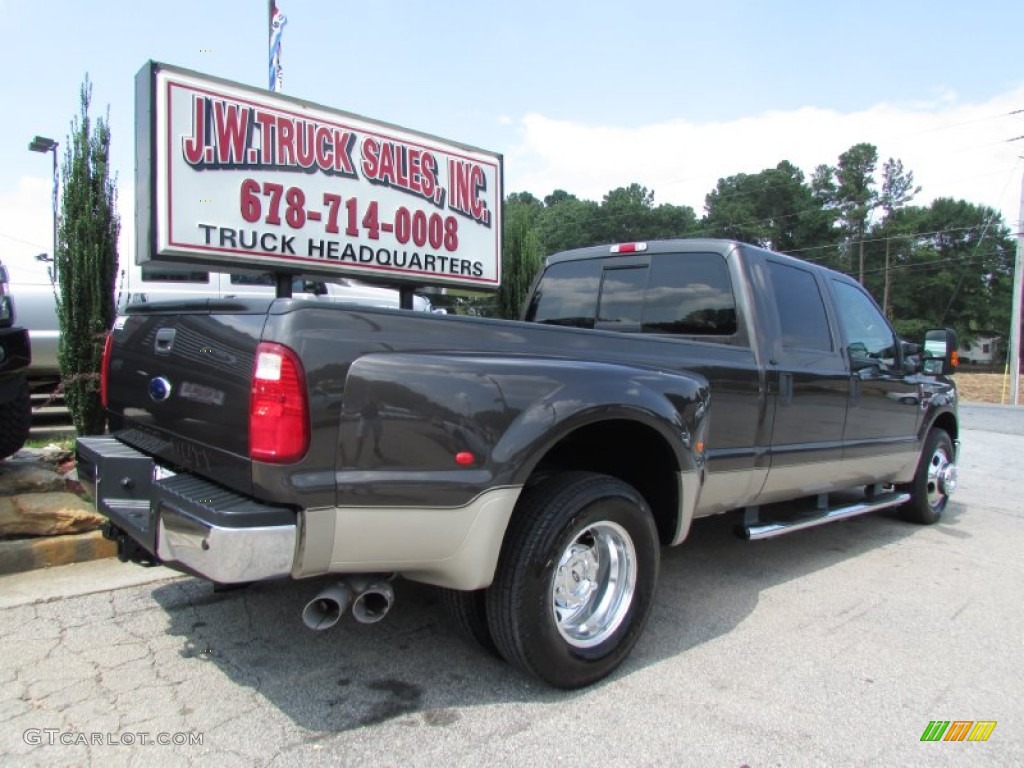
[78,239,959,688]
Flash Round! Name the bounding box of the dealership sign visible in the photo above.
[136,62,502,289]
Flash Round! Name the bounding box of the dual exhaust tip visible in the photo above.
[302,576,394,630]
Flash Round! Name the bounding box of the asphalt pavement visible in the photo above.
[0,403,1021,766]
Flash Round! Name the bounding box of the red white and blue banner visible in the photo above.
[269,4,286,92]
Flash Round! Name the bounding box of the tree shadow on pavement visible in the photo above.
[149,499,966,734]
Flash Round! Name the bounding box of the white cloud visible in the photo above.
[505,86,1024,231]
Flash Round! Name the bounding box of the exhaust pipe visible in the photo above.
[301,575,395,629]
[350,579,395,624]
[302,582,353,631]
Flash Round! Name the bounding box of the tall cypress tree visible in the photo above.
[497,202,542,320]
[56,76,120,435]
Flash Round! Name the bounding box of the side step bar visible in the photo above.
[740,491,911,541]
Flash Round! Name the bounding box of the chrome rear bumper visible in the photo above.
[77,436,296,584]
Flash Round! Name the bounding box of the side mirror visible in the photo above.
[921,328,958,375]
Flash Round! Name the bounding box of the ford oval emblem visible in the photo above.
[149,376,172,402]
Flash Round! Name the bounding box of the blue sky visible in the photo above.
[2,0,1022,277]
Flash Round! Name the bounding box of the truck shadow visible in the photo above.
[150,500,965,734]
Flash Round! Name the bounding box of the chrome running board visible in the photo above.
[740,492,911,541]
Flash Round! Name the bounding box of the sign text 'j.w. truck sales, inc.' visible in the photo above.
[136,62,503,289]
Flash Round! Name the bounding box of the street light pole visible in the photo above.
[1009,168,1023,406]
[28,135,59,280]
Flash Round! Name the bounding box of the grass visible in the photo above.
[21,436,76,452]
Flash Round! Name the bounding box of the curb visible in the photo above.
[0,529,115,576]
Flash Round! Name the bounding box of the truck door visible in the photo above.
[758,259,850,500]
[829,278,921,483]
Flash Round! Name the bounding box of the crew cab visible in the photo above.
[78,239,959,688]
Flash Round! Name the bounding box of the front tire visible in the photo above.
[900,428,956,524]
[487,471,659,689]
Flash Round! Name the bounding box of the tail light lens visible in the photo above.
[250,342,309,463]
[100,332,113,407]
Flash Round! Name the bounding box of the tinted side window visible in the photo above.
[230,273,275,285]
[598,267,647,324]
[642,253,737,335]
[141,266,209,283]
[767,261,832,351]
[832,281,897,367]
[525,259,602,328]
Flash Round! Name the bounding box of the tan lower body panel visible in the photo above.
[294,486,521,590]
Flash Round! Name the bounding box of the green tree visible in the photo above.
[536,190,601,253]
[876,199,1013,343]
[597,183,696,243]
[702,161,833,253]
[826,143,880,282]
[56,76,120,436]
[876,157,921,314]
[497,196,543,319]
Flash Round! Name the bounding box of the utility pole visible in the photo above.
[1010,167,1023,405]
[883,237,891,317]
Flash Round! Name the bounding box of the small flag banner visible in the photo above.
[269,5,287,92]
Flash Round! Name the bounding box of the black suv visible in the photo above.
[0,260,32,458]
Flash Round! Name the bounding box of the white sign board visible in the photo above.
[136,62,502,290]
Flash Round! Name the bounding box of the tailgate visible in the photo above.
[107,299,270,493]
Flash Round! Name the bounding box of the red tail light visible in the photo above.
[100,332,113,407]
[610,242,648,254]
[250,342,309,463]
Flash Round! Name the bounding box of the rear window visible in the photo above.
[526,259,602,328]
[526,252,737,336]
[641,254,736,335]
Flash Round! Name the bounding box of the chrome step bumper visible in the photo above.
[76,436,297,583]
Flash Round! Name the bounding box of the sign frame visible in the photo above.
[135,61,503,290]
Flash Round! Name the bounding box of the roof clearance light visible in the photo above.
[610,243,648,254]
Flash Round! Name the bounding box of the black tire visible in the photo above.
[486,471,659,689]
[439,588,500,657]
[899,428,956,525]
[0,377,31,460]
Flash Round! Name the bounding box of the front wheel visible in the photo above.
[487,471,659,689]
[900,428,956,524]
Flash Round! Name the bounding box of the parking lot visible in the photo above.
[1,403,1021,766]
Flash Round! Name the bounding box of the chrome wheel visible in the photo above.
[926,443,956,511]
[487,471,659,688]
[551,521,637,649]
[900,428,955,525]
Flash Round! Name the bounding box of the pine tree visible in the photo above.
[56,76,120,435]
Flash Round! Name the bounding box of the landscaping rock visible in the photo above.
[0,530,116,575]
[0,492,104,537]
[0,462,65,495]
